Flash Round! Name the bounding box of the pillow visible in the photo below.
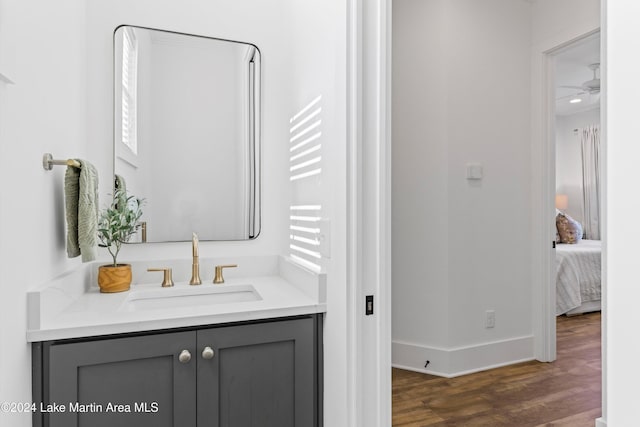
[556,212,583,244]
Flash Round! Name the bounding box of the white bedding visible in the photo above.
[555,239,601,315]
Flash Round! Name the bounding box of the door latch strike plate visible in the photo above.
[365,295,374,315]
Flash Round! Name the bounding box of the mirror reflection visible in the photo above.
[114,26,261,242]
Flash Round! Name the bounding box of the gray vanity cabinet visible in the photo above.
[33,315,322,427]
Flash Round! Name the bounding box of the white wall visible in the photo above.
[286,2,348,425]
[531,0,601,49]
[0,1,348,426]
[392,0,533,376]
[392,0,450,352]
[605,1,640,424]
[555,108,601,225]
[0,1,87,426]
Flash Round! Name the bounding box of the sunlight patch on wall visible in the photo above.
[290,96,322,182]
[289,205,322,272]
[289,96,323,272]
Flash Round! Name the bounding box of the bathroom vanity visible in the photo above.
[32,315,321,427]
[28,256,326,427]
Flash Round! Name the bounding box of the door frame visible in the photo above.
[532,28,602,363]
[347,0,392,425]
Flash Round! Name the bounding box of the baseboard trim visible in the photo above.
[392,335,534,378]
[595,417,606,427]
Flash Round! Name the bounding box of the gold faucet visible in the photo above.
[189,232,202,285]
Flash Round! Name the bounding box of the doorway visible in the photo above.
[388,0,603,424]
[540,29,603,361]
[552,32,602,319]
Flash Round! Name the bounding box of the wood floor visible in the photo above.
[392,312,601,426]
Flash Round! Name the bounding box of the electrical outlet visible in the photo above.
[485,310,495,328]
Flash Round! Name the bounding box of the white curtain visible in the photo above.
[581,125,601,240]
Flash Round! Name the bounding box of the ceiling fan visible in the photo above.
[559,62,600,95]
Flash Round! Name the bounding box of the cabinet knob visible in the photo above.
[202,346,215,360]
[178,349,192,363]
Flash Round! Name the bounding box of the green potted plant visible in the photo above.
[97,189,144,293]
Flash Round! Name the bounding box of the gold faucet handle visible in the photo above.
[140,222,147,243]
[147,268,174,287]
[213,264,237,284]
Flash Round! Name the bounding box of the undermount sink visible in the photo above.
[120,284,262,312]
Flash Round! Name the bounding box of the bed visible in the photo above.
[555,239,602,316]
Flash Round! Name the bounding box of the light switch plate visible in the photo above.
[466,163,483,180]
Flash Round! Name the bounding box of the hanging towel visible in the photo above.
[114,174,127,194]
[64,159,99,262]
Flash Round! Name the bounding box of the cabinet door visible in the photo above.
[196,317,317,427]
[46,331,197,427]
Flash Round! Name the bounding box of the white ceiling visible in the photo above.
[554,33,601,116]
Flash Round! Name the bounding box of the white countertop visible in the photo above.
[27,255,326,342]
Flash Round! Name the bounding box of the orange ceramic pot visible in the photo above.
[98,264,132,293]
